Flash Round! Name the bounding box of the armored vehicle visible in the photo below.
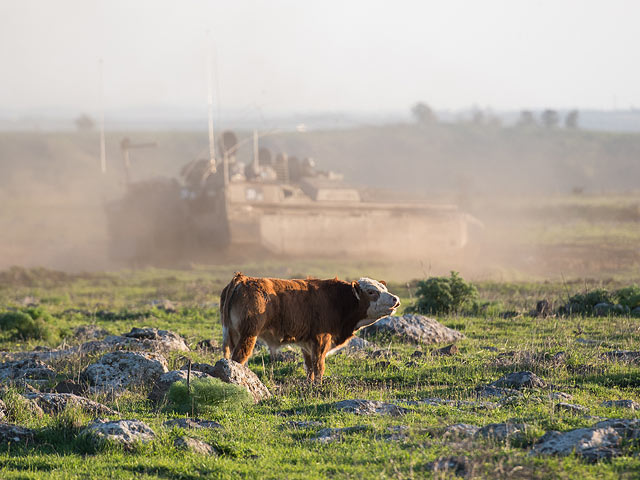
[106,131,472,264]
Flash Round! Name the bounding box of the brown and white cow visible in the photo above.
[220,273,400,382]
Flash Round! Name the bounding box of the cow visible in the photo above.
[220,273,400,382]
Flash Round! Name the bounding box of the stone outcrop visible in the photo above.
[79,419,155,450]
[164,418,222,430]
[0,422,34,444]
[333,399,410,416]
[1,327,189,363]
[24,393,116,416]
[0,359,56,384]
[489,371,546,389]
[361,314,464,344]
[174,436,216,455]
[207,359,270,403]
[149,370,213,403]
[81,351,168,392]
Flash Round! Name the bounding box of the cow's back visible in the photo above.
[227,276,348,342]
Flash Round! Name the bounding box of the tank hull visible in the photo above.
[226,200,469,259]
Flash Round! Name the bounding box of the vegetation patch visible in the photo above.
[0,307,59,343]
[408,271,478,315]
[166,378,252,415]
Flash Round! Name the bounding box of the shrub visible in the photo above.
[410,271,478,315]
[0,307,56,342]
[616,285,640,310]
[166,378,252,415]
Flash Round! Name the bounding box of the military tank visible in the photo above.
[105,131,473,265]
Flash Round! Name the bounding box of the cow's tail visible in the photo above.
[221,272,244,359]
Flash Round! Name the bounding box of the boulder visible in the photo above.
[1,327,189,363]
[444,423,480,437]
[208,359,270,403]
[149,370,213,403]
[593,302,614,316]
[0,422,34,444]
[311,426,368,443]
[593,418,640,437]
[121,327,188,352]
[531,427,621,462]
[380,425,410,442]
[427,456,472,477]
[475,385,523,399]
[333,399,409,416]
[404,398,498,410]
[432,344,459,356]
[52,380,86,395]
[81,351,168,392]
[174,436,216,455]
[601,351,640,363]
[79,419,155,450]
[361,314,464,344]
[549,392,573,401]
[475,423,529,443]
[164,418,222,430]
[0,359,56,384]
[24,393,115,416]
[488,371,546,389]
[182,362,217,376]
[600,400,640,410]
[0,399,5,420]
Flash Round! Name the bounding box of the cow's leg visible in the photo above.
[222,326,236,359]
[311,335,332,383]
[302,350,314,382]
[231,334,257,365]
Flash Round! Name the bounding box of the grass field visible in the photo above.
[1,268,639,479]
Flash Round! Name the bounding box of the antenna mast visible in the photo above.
[206,33,216,173]
[99,58,106,174]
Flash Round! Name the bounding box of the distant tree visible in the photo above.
[517,110,535,127]
[411,102,436,124]
[541,109,560,128]
[471,109,485,125]
[75,114,95,131]
[565,109,579,129]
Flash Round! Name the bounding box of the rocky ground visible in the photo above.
[1,273,640,479]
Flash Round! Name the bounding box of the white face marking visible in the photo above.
[357,277,400,320]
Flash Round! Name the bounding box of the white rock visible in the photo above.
[80,419,155,450]
[209,359,270,403]
[531,427,621,461]
[333,399,409,416]
[361,314,464,344]
[81,351,168,392]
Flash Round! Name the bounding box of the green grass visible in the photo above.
[0,268,640,478]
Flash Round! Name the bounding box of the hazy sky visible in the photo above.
[1,0,639,117]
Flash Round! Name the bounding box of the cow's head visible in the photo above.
[352,277,400,330]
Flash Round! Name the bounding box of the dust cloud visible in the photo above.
[1,124,639,281]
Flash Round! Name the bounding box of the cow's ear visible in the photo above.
[352,281,361,301]
[379,280,387,287]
